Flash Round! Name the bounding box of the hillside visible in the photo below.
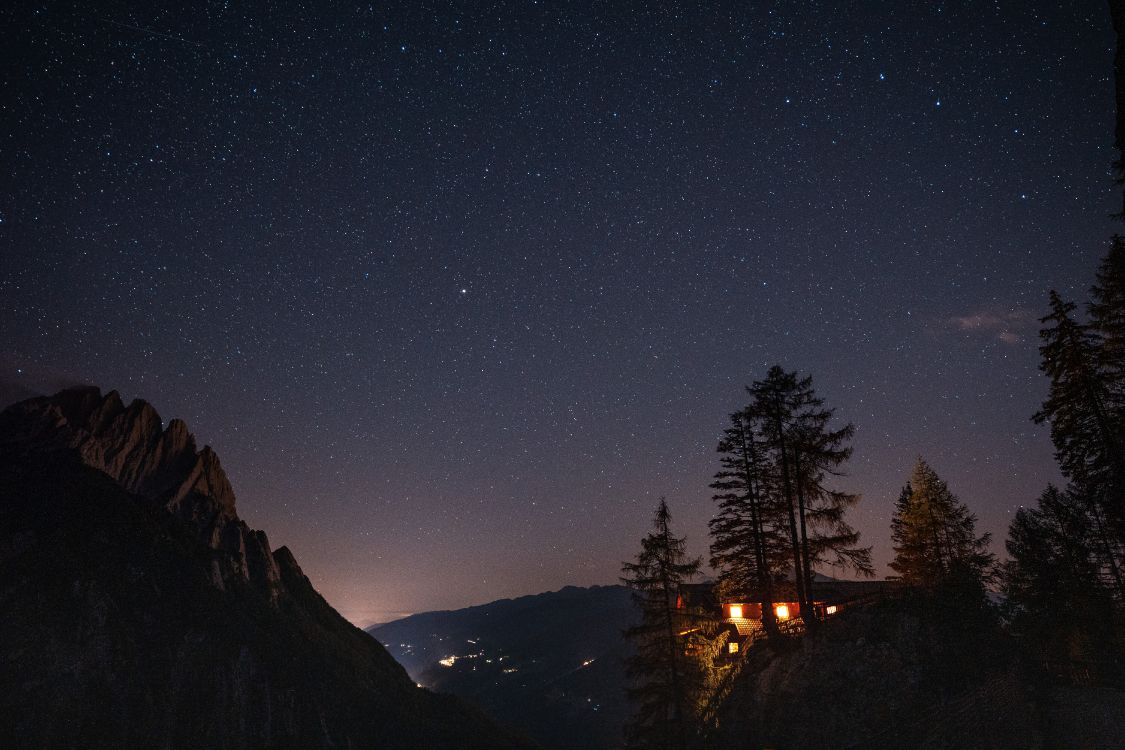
[709,590,1125,749]
[0,386,532,749]
[371,585,636,750]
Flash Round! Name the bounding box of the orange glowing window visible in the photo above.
[728,604,743,619]
[728,641,739,654]
[775,604,790,620]
[826,605,838,615]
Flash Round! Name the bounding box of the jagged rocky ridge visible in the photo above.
[0,386,278,593]
[0,386,532,749]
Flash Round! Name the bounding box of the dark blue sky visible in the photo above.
[1,0,1117,625]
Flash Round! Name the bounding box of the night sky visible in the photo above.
[1,1,1118,626]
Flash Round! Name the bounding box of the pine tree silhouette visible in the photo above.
[621,500,709,750]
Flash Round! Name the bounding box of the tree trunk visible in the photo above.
[659,533,688,750]
[1086,490,1125,596]
[739,421,778,638]
[1082,371,1125,534]
[924,498,947,582]
[794,447,817,626]
[774,403,807,618]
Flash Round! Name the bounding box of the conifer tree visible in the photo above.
[709,407,788,638]
[747,367,872,623]
[889,459,995,587]
[748,368,812,620]
[1090,236,1125,397]
[621,500,706,750]
[1004,485,1103,612]
[789,405,873,585]
[1036,291,1125,512]
[1004,485,1120,674]
[708,368,871,636]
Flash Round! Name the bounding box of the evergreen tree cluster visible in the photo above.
[619,286,1125,747]
[618,131,1125,744]
[620,367,876,749]
[708,366,872,634]
[1003,239,1125,675]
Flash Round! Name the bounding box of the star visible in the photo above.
[0,0,1109,629]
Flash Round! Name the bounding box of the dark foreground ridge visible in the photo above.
[0,386,533,749]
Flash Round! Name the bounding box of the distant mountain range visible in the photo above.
[0,386,531,749]
[371,585,638,750]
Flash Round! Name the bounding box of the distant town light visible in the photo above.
[729,604,743,619]
[826,605,838,615]
[775,604,790,620]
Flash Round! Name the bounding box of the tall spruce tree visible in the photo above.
[788,401,873,586]
[709,407,788,638]
[1036,289,1125,593]
[1004,485,1120,674]
[621,500,706,750]
[889,459,995,586]
[1005,485,1104,613]
[1036,291,1125,510]
[1090,236,1125,398]
[742,367,872,624]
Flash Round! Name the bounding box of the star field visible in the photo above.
[0,0,1118,625]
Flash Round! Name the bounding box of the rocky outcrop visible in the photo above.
[707,592,1125,750]
[0,385,236,514]
[0,386,279,592]
[0,386,533,749]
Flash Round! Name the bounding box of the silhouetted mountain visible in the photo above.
[371,585,636,750]
[0,386,532,749]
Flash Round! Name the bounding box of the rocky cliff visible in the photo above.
[708,591,1125,750]
[0,386,533,749]
[0,386,278,592]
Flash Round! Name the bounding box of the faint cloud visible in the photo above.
[948,308,1036,345]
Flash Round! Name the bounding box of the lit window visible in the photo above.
[729,604,743,619]
[826,605,838,615]
[728,641,739,654]
[775,604,790,620]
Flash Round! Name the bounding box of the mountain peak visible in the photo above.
[0,385,236,517]
[0,386,266,589]
[0,387,533,748]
